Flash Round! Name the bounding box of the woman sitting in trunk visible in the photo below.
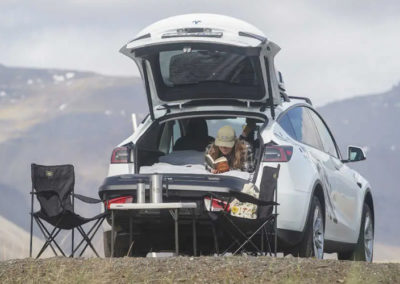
[205,125,255,174]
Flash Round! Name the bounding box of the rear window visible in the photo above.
[141,44,266,102]
[160,49,260,87]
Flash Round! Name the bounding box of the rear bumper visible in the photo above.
[99,173,248,199]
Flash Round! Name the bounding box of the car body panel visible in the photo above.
[120,14,282,119]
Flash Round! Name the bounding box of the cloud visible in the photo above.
[1,0,400,105]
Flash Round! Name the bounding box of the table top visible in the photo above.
[109,202,197,210]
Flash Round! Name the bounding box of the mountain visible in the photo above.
[317,83,400,246]
[0,64,147,236]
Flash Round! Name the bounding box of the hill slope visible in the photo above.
[0,256,399,283]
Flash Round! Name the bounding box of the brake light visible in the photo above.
[105,196,133,209]
[111,147,129,163]
[204,197,230,212]
[263,145,293,162]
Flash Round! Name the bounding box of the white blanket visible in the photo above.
[140,150,253,181]
[140,163,252,180]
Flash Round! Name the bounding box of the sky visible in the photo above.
[1,0,400,105]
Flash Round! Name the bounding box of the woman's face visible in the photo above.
[219,146,233,156]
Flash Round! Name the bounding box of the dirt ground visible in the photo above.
[0,256,399,284]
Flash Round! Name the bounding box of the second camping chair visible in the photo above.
[29,163,108,258]
[208,165,280,256]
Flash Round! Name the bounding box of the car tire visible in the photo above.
[295,196,324,259]
[337,203,374,262]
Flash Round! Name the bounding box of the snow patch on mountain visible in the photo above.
[65,72,75,79]
[59,103,68,111]
[53,74,65,83]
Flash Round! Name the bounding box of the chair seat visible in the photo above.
[34,210,106,230]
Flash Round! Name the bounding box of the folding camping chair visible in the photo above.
[209,165,280,256]
[29,163,108,258]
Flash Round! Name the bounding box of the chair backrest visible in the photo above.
[31,163,74,217]
[257,165,280,219]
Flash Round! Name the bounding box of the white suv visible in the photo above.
[99,14,374,261]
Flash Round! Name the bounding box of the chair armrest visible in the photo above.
[73,193,102,204]
[229,190,279,206]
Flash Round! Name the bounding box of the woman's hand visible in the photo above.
[212,169,220,174]
[242,121,256,138]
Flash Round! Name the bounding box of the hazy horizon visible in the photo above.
[1,1,400,105]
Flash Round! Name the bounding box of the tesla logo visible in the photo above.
[192,20,201,24]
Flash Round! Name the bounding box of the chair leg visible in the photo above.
[264,226,273,256]
[76,226,100,257]
[211,222,219,255]
[36,218,66,256]
[34,218,60,256]
[71,228,74,258]
[36,226,63,259]
[71,218,103,257]
[75,218,105,257]
[224,215,263,254]
[29,214,33,258]
[232,217,274,255]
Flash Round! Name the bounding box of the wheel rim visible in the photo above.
[364,210,374,262]
[312,205,324,259]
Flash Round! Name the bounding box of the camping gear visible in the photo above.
[29,163,107,258]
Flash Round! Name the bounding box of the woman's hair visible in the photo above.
[207,139,247,170]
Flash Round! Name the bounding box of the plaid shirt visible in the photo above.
[204,139,255,173]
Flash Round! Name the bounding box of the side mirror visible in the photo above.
[342,146,366,163]
[131,113,138,133]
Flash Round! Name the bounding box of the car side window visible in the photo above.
[172,120,182,145]
[307,109,339,158]
[159,121,174,154]
[278,114,297,139]
[286,107,322,149]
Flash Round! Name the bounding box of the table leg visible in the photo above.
[111,210,114,257]
[192,210,197,256]
[129,215,133,257]
[174,209,179,256]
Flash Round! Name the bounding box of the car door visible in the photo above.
[307,108,361,242]
[282,106,339,238]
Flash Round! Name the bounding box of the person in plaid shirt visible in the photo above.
[205,125,255,173]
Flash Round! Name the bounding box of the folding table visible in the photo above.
[109,202,197,257]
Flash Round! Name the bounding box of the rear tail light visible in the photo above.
[263,145,293,162]
[204,196,230,212]
[105,196,133,209]
[111,146,129,163]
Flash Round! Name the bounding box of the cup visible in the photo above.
[150,174,163,203]
[137,181,146,203]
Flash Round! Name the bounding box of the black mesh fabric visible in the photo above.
[31,164,74,218]
[257,166,280,219]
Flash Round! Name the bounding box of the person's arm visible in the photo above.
[242,142,255,173]
[239,120,256,142]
